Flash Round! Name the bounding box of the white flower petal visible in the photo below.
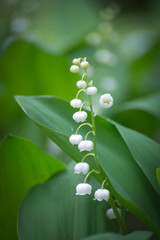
[86,86,97,95]
[70,99,82,108]
[80,61,89,69]
[76,80,87,89]
[69,134,83,145]
[78,140,93,152]
[76,183,92,195]
[99,93,113,108]
[70,65,79,73]
[73,111,87,123]
[94,189,110,201]
[106,208,121,219]
[74,162,90,175]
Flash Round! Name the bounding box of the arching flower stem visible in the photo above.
[84,169,99,183]
[79,101,90,111]
[75,123,92,135]
[94,106,103,116]
[81,153,95,162]
[76,89,85,99]
[85,130,94,140]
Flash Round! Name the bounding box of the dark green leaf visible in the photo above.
[0,135,65,240]
[15,96,160,238]
[156,168,160,186]
[18,163,114,240]
[80,231,152,240]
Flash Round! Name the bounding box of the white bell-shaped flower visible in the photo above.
[80,60,89,69]
[69,134,83,145]
[74,162,90,175]
[106,208,121,220]
[70,99,82,108]
[99,94,113,108]
[76,183,92,195]
[72,58,80,65]
[70,65,79,73]
[73,111,87,123]
[76,80,87,89]
[94,189,110,201]
[86,86,97,95]
[78,140,93,152]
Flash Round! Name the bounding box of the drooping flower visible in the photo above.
[74,162,90,175]
[78,140,93,152]
[70,99,82,108]
[99,93,113,108]
[80,60,89,69]
[94,189,110,201]
[72,58,80,65]
[86,86,97,95]
[106,208,121,219]
[70,65,79,73]
[76,80,87,89]
[69,134,83,145]
[73,111,87,123]
[76,183,92,195]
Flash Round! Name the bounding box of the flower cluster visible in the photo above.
[69,57,113,201]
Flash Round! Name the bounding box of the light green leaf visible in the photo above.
[15,96,160,238]
[17,163,114,240]
[118,92,160,119]
[81,231,152,240]
[156,168,160,186]
[0,135,65,240]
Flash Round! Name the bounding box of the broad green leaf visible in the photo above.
[0,135,65,240]
[81,231,152,240]
[17,163,114,240]
[15,96,160,238]
[156,168,160,185]
[113,122,160,195]
[118,92,160,119]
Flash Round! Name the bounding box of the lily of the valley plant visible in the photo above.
[69,57,127,234]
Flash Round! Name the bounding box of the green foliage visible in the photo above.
[81,231,152,240]
[16,96,160,238]
[18,163,114,240]
[0,135,65,240]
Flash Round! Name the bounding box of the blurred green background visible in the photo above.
[1,0,160,154]
[0,0,160,239]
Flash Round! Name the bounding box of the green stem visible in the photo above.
[84,169,99,183]
[81,153,95,162]
[79,101,90,111]
[85,130,93,140]
[109,194,128,235]
[76,89,85,99]
[75,123,92,135]
[94,106,102,116]
[101,179,108,189]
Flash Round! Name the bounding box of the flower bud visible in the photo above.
[78,140,93,152]
[106,208,121,220]
[76,183,92,195]
[74,162,90,175]
[72,58,80,65]
[76,80,87,89]
[70,65,79,73]
[70,99,82,108]
[99,93,113,108]
[94,189,110,201]
[80,60,89,69]
[73,111,87,123]
[69,134,83,145]
[86,86,97,95]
